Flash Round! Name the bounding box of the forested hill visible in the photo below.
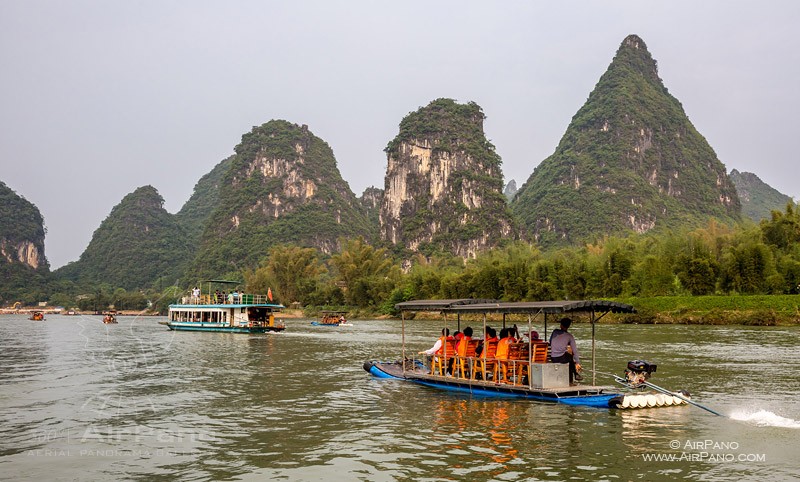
[186,120,375,279]
[54,185,192,290]
[729,169,793,222]
[0,181,49,304]
[511,34,741,247]
[175,155,234,244]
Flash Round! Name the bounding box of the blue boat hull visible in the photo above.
[363,360,619,408]
[165,322,284,333]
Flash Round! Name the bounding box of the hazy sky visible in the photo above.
[2,1,798,269]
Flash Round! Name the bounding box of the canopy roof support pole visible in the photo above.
[527,314,533,389]
[401,311,406,376]
[591,310,596,386]
[544,313,547,341]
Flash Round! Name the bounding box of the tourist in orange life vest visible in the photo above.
[494,328,516,381]
[419,328,455,356]
[495,328,514,361]
[476,326,498,356]
[456,326,474,357]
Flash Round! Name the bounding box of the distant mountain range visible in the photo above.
[1,34,795,296]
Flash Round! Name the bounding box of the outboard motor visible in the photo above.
[625,360,657,387]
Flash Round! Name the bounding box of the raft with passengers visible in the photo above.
[311,310,352,327]
[164,280,285,333]
[365,299,703,411]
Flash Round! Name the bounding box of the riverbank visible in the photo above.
[388,295,800,326]
[614,294,800,325]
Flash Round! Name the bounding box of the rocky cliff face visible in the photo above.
[380,99,515,259]
[504,180,518,202]
[0,181,47,270]
[188,120,374,278]
[359,186,383,235]
[511,35,740,246]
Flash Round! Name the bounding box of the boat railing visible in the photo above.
[181,293,274,305]
[418,340,549,387]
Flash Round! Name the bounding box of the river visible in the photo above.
[1,314,798,481]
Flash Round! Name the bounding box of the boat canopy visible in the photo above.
[394,298,498,312]
[394,299,636,386]
[441,300,636,315]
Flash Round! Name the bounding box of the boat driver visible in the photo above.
[549,317,583,383]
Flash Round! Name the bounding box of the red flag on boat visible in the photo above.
[267,287,273,301]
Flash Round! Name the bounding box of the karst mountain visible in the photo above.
[511,34,741,246]
[379,98,516,259]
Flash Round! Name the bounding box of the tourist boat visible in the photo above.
[165,280,286,333]
[311,310,352,326]
[102,312,118,324]
[29,311,45,321]
[365,299,699,411]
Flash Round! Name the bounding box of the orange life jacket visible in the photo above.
[496,337,514,360]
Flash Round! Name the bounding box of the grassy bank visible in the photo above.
[367,295,800,326]
[614,295,800,326]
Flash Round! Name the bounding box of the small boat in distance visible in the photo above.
[102,312,118,324]
[311,310,352,326]
[29,311,45,321]
[165,280,285,333]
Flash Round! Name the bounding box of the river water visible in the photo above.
[1,314,798,481]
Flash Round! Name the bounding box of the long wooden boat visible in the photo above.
[365,299,694,410]
[310,310,352,327]
[166,280,285,333]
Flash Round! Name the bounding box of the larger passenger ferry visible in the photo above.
[165,280,285,333]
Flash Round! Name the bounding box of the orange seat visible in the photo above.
[456,339,480,379]
[471,340,498,380]
[498,343,530,385]
[431,339,457,376]
[532,342,548,363]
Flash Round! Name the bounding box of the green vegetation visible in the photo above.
[53,185,192,291]
[512,34,740,248]
[615,295,799,325]
[729,169,793,222]
[175,155,234,244]
[247,203,798,323]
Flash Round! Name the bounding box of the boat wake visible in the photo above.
[730,409,800,428]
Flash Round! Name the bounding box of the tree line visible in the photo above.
[35,202,800,314]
